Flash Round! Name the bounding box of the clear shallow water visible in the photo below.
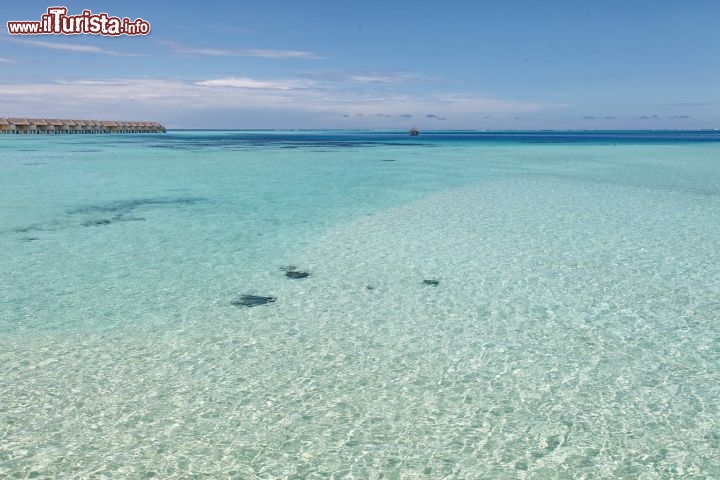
[1,131,720,478]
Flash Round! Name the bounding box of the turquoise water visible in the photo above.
[1,131,720,478]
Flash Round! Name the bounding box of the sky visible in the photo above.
[0,1,718,129]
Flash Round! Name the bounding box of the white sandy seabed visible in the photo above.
[2,176,720,478]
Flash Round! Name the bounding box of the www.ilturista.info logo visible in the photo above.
[7,7,150,36]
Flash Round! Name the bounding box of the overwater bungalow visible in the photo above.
[8,118,35,133]
[0,118,15,134]
[48,119,67,133]
[67,120,82,133]
[150,122,166,133]
[29,119,54,134]
[87,120,99,133]
[0,117,166,134]
[101,120,119,133]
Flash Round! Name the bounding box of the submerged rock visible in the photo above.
[286,270,310,279]
[280,265,311,279]
[83,219,112,227]
[231,295,277,307]
[68,196,205,216]
[423,279,440,286]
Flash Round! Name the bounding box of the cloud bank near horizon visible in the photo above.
[0,76,558,128]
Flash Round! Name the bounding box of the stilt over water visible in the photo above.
[0,117,166,134]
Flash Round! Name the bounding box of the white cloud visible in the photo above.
[55,79,131,86]
[195,77,315,90]
[301,71,441,86]
[8,38,144,57]
[0,56,17,63]
[159,40,324,59]
[345,73,420,84]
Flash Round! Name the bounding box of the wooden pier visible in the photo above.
[0,118,166,134]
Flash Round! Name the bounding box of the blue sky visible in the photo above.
[1,1,718,129]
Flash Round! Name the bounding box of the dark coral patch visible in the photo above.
[280,265,311,279]
[286,270,310,279]
[231,295,277,307]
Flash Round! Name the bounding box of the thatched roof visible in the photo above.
[8,118,31,126]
